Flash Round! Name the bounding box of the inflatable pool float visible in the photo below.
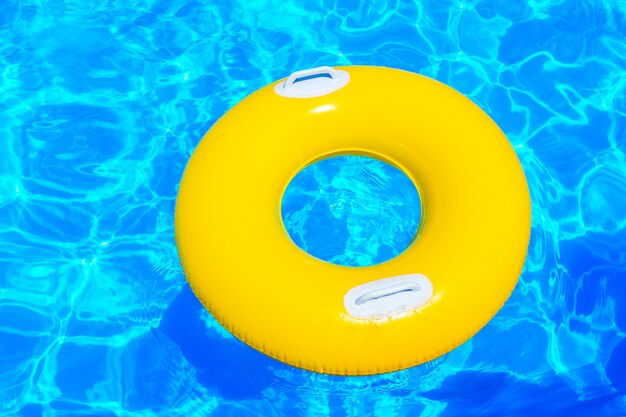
[175,66,531,375]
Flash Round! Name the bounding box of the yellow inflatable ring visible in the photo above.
[175,66,531,376]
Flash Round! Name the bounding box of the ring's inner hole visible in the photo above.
[280,155,422,267]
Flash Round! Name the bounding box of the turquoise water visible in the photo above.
[281,156,422,266]
[2,0,626,416]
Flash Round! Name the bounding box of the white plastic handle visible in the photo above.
[274,66,350,98]
[354,282,421,306]
[283,66,339,90]
[344,274,433,320]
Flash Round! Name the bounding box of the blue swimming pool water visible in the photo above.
[1,0,626,416]
[281,155,422,266]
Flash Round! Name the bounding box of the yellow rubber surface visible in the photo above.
[175,66,531,375]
